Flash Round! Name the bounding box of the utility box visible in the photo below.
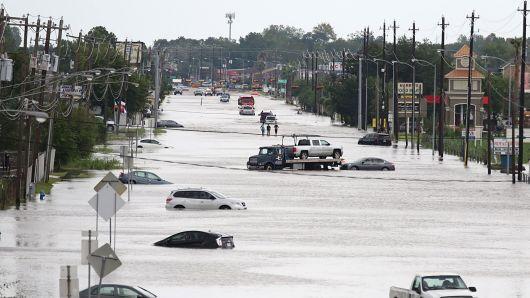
[0,58,13,81]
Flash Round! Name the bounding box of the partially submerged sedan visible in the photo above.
[340,158,395,171]
[154,231,235,249]
[119,171,171,184]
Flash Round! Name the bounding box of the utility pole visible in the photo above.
[487,71,492,175]
[438,16,448,161]
[341,49,345,80]
[154,50,161,129]
[513,40,520,184]
[359,28,365,130]
[391,20,399,146]
[518,0,528,181]
[464,11,478,167]
[44,18,65,182]
[32,19,52,183]
[409,21,419,152]
[363,27,369,130]
[380,21,387,132]
[314,51,318,114]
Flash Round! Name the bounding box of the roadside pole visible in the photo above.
[154,50,160,129]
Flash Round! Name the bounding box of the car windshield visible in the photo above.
[422,276,467,291]
[134,286,157,297]
[209,191,227,199]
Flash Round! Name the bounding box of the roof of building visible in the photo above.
[445,69,485,79]
[453,44,477,58]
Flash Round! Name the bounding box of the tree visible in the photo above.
[312,23,337,45]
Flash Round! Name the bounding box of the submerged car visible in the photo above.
[358,133,392,146]
[154,231,235,249]
[119,171,170,184]
[137,139,168,148]
[165,188,247,210]
[157,120,183,128]
[79,284,157,298]
[340,158,395,171]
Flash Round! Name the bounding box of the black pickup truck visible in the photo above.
[247,145,295,170]
[247,145,341,170]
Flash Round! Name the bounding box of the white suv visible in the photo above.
[166,188,247,210]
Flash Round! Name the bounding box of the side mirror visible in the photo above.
[468,287,477,292]
[414,288,421,294]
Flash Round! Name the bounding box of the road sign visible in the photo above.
[494,138,520,155]
[94,172,126,195]
[88,184,125,221]
[87,244,121,278]
[397,82,423,95]
[278,79,287,84]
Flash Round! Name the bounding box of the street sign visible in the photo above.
[59,85,83,99]
[278,79,287,84]
[397,82,423,95]
[494,138,520,155]
[461,130,477,140]
[94,172,126,195]
[87,243,121,278]
[88,184,126,221]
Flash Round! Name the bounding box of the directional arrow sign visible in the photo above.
[88,184,125,221]
[94,172,126,195]
[87,243,121,278]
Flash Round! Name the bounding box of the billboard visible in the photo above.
[115,42,143,65]
[397,82,423,95]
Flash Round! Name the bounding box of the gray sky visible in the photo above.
[3,0,526,45]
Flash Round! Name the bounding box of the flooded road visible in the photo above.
[2,92,530,297]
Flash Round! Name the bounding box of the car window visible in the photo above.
[173,191,190,198]
[189,231,206,240]
[134,171,145,178]
[146,172,160,180]
[117,286,138,297]
[152,140,160,145]
[198,191,214,200]
[298,139,310,146]
[189,191,204,199]
[320,140,330,146]
[93,286,115,295]
[312,140,320,146]
[412,277,421,292]
[140,140,148,143]
[170,233,187,241]
[259,148,269,155]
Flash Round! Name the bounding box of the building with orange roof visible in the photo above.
[444,45,485,133]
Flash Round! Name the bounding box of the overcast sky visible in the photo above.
[4,0,526,46]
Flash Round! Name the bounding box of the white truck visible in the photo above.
[292,137,343,159]
[389,274,478,298]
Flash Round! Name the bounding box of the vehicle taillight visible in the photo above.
[292,147,297,153]
[166,196,172,204]
[119,172,124,178]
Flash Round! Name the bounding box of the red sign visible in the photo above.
[424,95,441,104]
[482,96,489,105]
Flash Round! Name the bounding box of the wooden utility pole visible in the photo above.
[464,11,478,167]
[409,22,419,151]
[438,16,448,161]
[517,0,528,181]
[380,21,387,131]
[391,20,399,145]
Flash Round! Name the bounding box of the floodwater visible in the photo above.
[1,92,530,298]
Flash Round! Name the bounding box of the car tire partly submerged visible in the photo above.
[219,205,231,210]
[174,205,185,210]
[351,166,359,170]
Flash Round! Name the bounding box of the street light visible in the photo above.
[412,58,437,157]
